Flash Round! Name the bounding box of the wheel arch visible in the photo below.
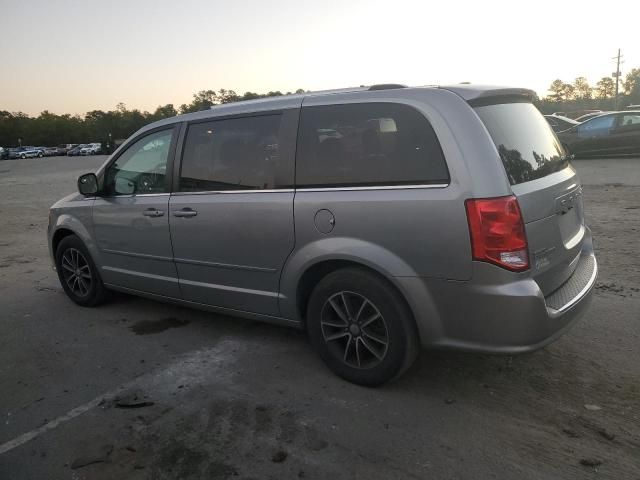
[50,213,100,266]
[280,238,426,337]
[294,258,415,326]
[51,227,76,254]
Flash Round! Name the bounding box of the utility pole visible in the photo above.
[612,48,624,110]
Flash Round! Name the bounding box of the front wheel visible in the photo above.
[38,152,43,158]
[306,268,419,386]
[20,154,26,159]
[55,235,107,307]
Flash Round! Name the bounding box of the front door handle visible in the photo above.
[142,208,164,217]
[173,208,198,218]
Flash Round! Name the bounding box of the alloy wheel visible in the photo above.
[60,248,92,297]
[320,291,389,369]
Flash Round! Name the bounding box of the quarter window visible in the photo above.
[180,114,284,191]
[296,103,449,188]
[104,129,173,195]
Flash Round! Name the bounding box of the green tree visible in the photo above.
[562,83,575,101]
[573,77,592,99]
[152,104,178,120]
[547,79,566,102]
[623,68,640,97]
[595,77,615,99]
[179,90,218,113]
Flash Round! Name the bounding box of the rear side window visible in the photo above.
[475,102,568,185]
[619,113,640,127]
[577,115,615,136]
[296,103,449,188]
[180,114,287,191]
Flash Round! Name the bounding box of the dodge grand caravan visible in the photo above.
[48,84,597,386]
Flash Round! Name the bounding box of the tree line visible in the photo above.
[3,69,640,148]
[0,88,306,148]
[537,67,640,114]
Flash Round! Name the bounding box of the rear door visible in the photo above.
[169,109,299,315]
[474,102,587,295]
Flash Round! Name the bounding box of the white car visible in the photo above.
[80,143,102,155]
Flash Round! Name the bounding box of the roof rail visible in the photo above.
[368,83,407,91]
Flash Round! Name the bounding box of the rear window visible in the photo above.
[296,103,449,188]
[475,102,568,185]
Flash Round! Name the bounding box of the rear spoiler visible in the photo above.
[439,85,537,107]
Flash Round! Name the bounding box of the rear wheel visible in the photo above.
[306,268,418,386]
[38,151,43,158]
[55,235,107,307]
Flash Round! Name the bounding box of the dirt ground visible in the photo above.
[0,156,638,479]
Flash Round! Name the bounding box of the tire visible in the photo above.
[55,235,107,307]
[306,267,419,386]
[38,152,43,158]
[20,154,26,159]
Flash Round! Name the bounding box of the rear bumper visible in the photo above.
[398,231,597,353]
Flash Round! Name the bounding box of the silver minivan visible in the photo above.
[48,84,597,385]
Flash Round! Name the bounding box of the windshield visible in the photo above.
[475,102,568,185]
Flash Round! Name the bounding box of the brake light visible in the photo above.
[465,195,529,272]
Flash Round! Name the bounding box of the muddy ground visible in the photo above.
[0,156,638,479]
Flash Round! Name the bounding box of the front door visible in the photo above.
[93,127,180,297]
[169,110,298,315]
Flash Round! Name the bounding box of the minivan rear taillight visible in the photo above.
[465,195,529,272]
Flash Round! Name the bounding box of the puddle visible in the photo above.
[129,317,189,335]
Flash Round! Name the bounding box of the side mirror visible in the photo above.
[77,173,98,196]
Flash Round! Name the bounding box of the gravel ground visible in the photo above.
[0,155,638,479]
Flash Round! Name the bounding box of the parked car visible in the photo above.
[58,144,78,155]
[544,114,579,132]
[49,84,597,385]
[557,111,640,157]
[44,147,59,156]
[626,105,640,110]
[80,143,102,155]
[13,146,43,159]
[67,144,88,156]
[574,111,609,123]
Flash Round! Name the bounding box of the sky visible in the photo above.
[1,0,639,116]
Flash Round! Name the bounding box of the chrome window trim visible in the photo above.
[172,189,294,196]
[171,184,449,195]
[99,193,171,199]
[295,183,449,192]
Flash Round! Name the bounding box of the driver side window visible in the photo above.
[105,129,174,195]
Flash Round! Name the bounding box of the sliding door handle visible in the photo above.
[173,208,197,218]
